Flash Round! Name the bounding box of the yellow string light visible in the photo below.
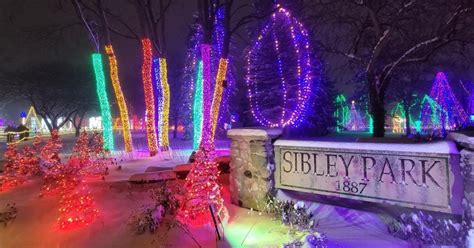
[210,58,228,141]
[159,58,170,149]
[104,44,133,153]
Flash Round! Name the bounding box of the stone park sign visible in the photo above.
[275,140,463,214]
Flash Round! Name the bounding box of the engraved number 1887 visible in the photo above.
[335,180,367,194]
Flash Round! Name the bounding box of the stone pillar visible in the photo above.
[227,128,282,210]
[448,133,474,247]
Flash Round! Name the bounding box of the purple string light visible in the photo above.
[152,57,162,146]
[421,72,468,131]
[246,6,315,128]
[200,44,212,145]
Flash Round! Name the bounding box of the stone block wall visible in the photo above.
[227,128,282,210]
[448,133,474,246]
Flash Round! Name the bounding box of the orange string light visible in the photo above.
[210,58,228,141]
[141,39,158,156]
[104,44,133,153]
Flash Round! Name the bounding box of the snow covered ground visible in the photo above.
[0,131,422,247]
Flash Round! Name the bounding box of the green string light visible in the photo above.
[334,94,349,132]
[92,53,114,151]
[192,60,203,150]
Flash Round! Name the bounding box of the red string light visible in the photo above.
[141,38,158,156]
[178,143,225,225]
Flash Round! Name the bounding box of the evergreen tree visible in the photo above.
[180,15,203,140]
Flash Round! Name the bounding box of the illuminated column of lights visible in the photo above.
[193,61,204,150]
[104,44,133,152]
[140,39,158,156]
[334,94,350,132]
[246,6,315,128]
[152,58,162,146]
[210,58,228,141]
[211,7,232,132]
[427,72,468,129]
[91,54,114,151]
[159,58,170,149]
[200,44,212,146]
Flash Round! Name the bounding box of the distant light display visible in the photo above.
[334,94,349,132]
[420,94,448,132]
[422,72,468,131]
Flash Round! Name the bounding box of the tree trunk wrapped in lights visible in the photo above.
[199,44,213,146]
[210,58,228,141]
[158,58,171,150]
[141,38,158,156]
[91,53,115,152]
[192,61,204,150]
[104,44,133,153]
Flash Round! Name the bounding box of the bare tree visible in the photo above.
[1,62,96,134]
[304,0,474,137]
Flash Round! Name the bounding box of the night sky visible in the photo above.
[0,0,204,119]
[0,0,472,122]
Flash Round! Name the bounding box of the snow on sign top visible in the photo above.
[274,139,462,214]
[227,128,282,139]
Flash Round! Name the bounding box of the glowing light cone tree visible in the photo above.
[178,143,225,224]
[346,101,367,131]
[424,72,468,131]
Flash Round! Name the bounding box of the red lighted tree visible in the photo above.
[0,144,21,191]
[41,129,62,167]
[178,144,225,225]
[57,184,99,230]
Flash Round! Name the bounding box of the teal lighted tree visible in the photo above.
[334,94,349,132]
